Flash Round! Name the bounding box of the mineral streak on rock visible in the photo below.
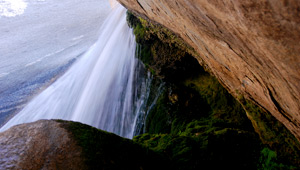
[118,0,300,140]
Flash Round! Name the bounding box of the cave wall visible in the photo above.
[117,0,300,140]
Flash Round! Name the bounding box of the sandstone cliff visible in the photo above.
[118,0,300,140]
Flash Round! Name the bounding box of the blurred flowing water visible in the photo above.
[0,3,150,139]
[0,0,110,126]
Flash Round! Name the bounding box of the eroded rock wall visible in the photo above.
[118,0,300,140]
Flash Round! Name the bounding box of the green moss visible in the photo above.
[145,90,171,134]
[259,147,296,170]
[137,44,152,66]
[183,74,253,130]
[134,129,261,170]
[141,65,265,169]
[133,133,203,170]
[127,11,199,80]
[127,11,300,169]
[133,24,146,43]
[241,100,300,167]
[56,120,169,170]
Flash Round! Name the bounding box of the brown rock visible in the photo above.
[0,120,86,170]
[118,0,300,140]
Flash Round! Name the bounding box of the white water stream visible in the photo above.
[0,4,147,139]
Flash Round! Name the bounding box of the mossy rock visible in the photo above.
[134,129,262,170]
[56,120,170,170]
[241,100,300,167]
[127,11,300,168]
[145,90,172,134]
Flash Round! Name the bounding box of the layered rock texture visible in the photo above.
[118,0,300,140]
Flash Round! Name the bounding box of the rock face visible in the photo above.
[0,120,169,170]
[0,120,85,170]
[118,0,300,140]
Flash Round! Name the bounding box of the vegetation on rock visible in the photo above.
[127,11,300,169]
[241,99,300,167]
[57,120,169,170]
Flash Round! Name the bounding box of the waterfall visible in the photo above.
[0,4,146,139]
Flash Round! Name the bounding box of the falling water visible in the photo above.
[0,4,147,139]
